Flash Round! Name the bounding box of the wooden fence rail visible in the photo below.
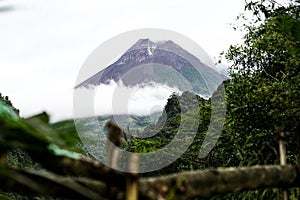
[1,164,299,199]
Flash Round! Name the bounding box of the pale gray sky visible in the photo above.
[0,0,246,122]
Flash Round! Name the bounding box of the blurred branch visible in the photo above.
[0,108,127,190]
[0,0,15,14]
[139,165,300,199]
[0,6,14,13]
[2,154,300,199]
[0,165,109,200]
[28,150,127,190]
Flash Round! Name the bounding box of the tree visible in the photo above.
[224,0,300,163]
[222,0,300,198]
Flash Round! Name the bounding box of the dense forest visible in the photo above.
[0,0,300,199]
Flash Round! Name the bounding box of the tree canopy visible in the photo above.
[224,0,300,165]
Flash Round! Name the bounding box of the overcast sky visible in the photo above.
[0,0,246,122]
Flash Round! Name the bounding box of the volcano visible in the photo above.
[76,39,224,97]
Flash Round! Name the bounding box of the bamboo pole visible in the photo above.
[126,154,139,200]
[126,126,139,200]
[276,126,288,200]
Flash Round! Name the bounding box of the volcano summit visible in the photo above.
[76,39,224,97]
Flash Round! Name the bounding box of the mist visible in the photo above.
[74,80,182,118]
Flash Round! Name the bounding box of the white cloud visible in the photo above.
[74,80,181,118]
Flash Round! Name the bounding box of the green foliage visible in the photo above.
[220,0,300,198]
[127,92,217,176]
[0,93,19,115]
[126,138,168,153]
[0,193,13,200]
[50,119,84,153]
[0,100,50,151]
[224,0,300,165]
[0,97,87,161]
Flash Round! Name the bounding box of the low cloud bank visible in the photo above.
[74,80,182,118]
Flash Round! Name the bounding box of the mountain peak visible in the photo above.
[76,39,224,97]
[127,39,156,52]
[157,40,182,51]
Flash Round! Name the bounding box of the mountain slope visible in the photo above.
[76,39,224,97]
